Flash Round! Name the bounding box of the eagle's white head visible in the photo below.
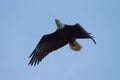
[55,19,65,29]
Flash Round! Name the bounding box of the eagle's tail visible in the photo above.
[69,40,82,51]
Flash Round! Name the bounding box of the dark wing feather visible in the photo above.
[29,31,68,66]
[69,23,96,44]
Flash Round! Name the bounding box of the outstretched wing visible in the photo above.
[70,23,96,44]
[29,32,68,66]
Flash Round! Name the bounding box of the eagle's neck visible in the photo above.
[55,19,65,29]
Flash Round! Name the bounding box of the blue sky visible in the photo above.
[0,0,120,80]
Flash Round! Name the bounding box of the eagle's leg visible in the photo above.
[69,40,82,51]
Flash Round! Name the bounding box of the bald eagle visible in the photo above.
[28,19,96,66]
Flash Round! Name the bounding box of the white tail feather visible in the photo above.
[69,40,82,51]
